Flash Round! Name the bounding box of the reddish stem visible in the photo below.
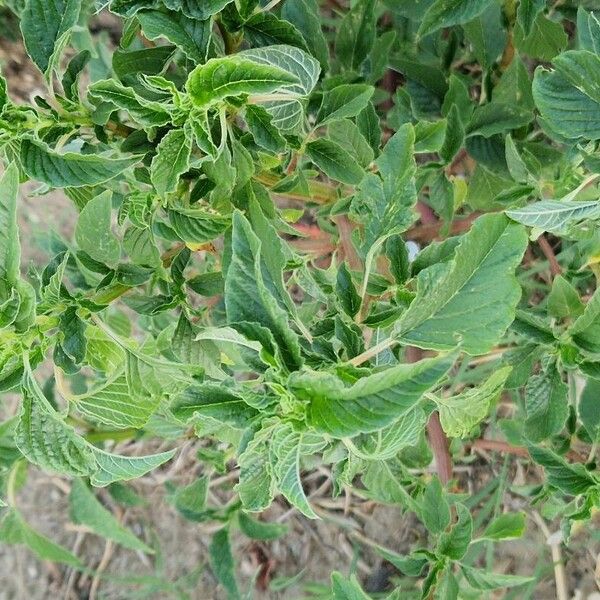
[406,347,453,485]
[537,235,562,277]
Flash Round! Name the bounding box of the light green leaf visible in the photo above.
[137,10,210,64]
[317,84,375,125]
[281,0,329,70]
[481,512,526,541]
[75,191,120,265]
[235,424,276,512]
[20,0,80,76]
[0,163,20,297]
[335,0,376,71]
[16,365,96,477]
[329,119,374,168]
[225,211,302,371]
[467,102,532,138]
[350,123,417,256]
[291,353,456,438]
[163,0,233,19]
[20,138,139,188]
[88,79,172,126]
[238,44,321,131]
[395,214,528,355]
[186,56,299,107]
[0,509,81,566]
[168,207,230,244]
[71,373,159,429]
[305,138,364,185]
[245,104,286,153]
[437,503,473,560]
[436,367,511,438]
[419,0,495,38]
[238,512,287,540]
[270,423,327,519]
[70,479,153,552]
[90,447,177,487]
[533,61,600,141]
[461,565,533,590]
[151,128,192,197]
[209,528,240,600]
[548,275,584,319]
[243,12,307,49]
[463,2,506,69]
[421,476,450,534]
[506,200,600,234]
[578,7,600,53]
[568,288,600,357]
[331,572,373,600]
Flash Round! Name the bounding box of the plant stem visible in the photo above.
[349,337,397,366]
[262,0,284,10]
[406,346,453,485]
[537,235,561,277]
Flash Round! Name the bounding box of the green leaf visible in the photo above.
[151,128,192,197]
[70,479,153,552]
[515,14,567,61]
[305,138,364,185]
[20,138,139,188]
[350,123,417,255]
[440,105,465,163]
[481,512,526,541]
[336,262,361,318]
[245,104,286,153]
[209,528,240,600]
[568,289,600,356]
[171,476,209,521]
[238,511,287,540]
[419,0,495,38]
[186,56,299,107]
[0,509,81,566]
[578,7,600,53]
[467,102,532,138]
[238,44,321,131]
[317,84,375,125]
[437,503,473,560]
[243,12,307,49]
[506,200,600,233]
[335,0,376,71]
[16,365,96,477]
[329,119,374,168]
[463,2,506,69]
[395,214,528,355]
[270,423,326,519]
[290,352,455,438]
[168,207,230,244]
[436,367,511,438]
[414,120,447,153]
[548,275,584,319]
[75,191,120,266]
[524,360,568,442]
[137,10,211,64]
[170,384,258,428]
[528,446,597,495]
[88,79,172,127]
[20,0,81,76]
[163,0,233,19]
[235,425,276,512]
[331,572,373,599]
[90,447,177,487]
[225,211,302,371]
[461,565,534,590]
[517,0,545,37]
[533,56,600,141]
[71,373,159,429]
[281,0,329,70]
[421,476,450,534]
[0,163,20,297]
[580,378,600,441]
